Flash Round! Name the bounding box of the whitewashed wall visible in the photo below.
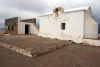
[39,11,84,43]
[84,8,92,37]
[84,8,98,39]
[83,39,100,46]
[84,19,98,39]
[18,21,38,34]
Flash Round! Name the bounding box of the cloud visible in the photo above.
[0,0,47,14]
[0,0,48,25]
[0,5,39,24]
[0,0,100,27]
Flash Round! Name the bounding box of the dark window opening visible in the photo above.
[8,26,10,31]
[61,23,65,30]
[14,22,17,26]
[14,22,16,25]
[12,25,14,31]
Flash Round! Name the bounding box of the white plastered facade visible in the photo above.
[18,17,38,34]
[39,6,98,43]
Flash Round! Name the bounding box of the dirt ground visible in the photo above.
[0,35,100,67]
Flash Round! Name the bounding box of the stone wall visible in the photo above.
[5,17,18,35]
[0,41,72,57]
[53,7,64,18]
[0,42,32,57]
[21,18,36,25]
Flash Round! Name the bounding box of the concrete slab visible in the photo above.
[0,35,71,57]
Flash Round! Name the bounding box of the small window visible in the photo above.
[12,25,14,31]
[61,23,65,30]
[14,22,16,25]
[8,26,10,31]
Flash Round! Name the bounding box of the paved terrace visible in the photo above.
[0,35,71,57]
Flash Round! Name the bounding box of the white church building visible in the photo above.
[39,6,98,43]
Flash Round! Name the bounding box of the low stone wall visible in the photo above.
[21,18,36,25]
[0,30,5,35]
[0,42,32,57]
[83,39,100,46]
[0,41,71,57]
[32,43,68,57]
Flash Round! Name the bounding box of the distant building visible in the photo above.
[5,17,39,35]
[39,6,98,43]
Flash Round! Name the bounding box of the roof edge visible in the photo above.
[39,6,90,17]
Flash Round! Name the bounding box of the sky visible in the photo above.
[0,0,100,27]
